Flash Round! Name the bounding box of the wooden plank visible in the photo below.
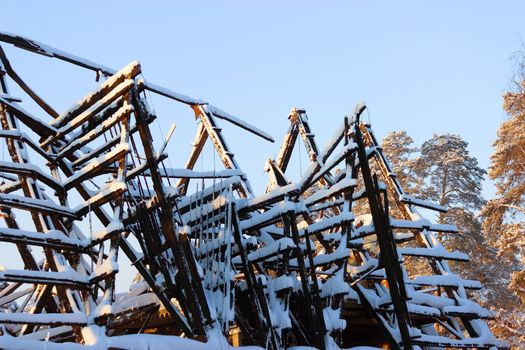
[0,312,88,326]
[0,227,87,251]
[0,269,90,290]
[0,193,77,218]
[63,143,129,190]
[0,97,56,137]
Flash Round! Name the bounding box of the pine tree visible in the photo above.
[415,134,486,221]
[381,131,421,195]
[381,132,486,235]
[481,74,525,347]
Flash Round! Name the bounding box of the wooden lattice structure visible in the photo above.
[0,33,507,349]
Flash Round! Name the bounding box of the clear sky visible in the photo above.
[1,1,524,289]
[2,1,524,196]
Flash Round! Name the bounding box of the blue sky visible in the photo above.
[1,0,524,290]
[1,1,523,197]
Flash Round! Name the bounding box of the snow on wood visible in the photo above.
[0,312,88,325]
[0,193,77,218]
[56,103,134,159]
[347,258,378,277]
[19,326,73,340]
[138,78,206,106]
[240,201,306,231]
[320,121,345,163]
[406,302,441,317]
[0,330,269,349]
[246,237,295,263]
[207,105,274,143]
[158,168,244,179]
[44,80,134,147]
[176,176,243,211]
[390,218,459,233]
[309,142,357,185]
[267,275,294,293]
[53,63,140,128]
[0,227,87,250]
[442,297,494,318]
[409,273,482,289]
[415,333,507,348]
[399,194,448,213]
[182,195,229,225]
[0,96,57,136]
[90,258,119,283]
[398,246,470,261]
[290,242,350,268]
[304,177,357,206]
[237,183,300,212]
[0,160,62,191]
[74,181,127,216]
[0,286,33,306]
[89,220,124,246]
[406,288,455,308]
[307,212,354,234]
[320,270,350,298]
[112,293,159,315]
[323,306,346,332]
[0,268,90,288]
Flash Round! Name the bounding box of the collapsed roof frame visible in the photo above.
[0,32,507,349]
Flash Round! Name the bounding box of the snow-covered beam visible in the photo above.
[0,32,273,143]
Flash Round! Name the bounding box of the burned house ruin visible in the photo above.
[0,33,507,349]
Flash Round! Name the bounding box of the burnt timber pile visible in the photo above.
[0,33,507,349]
